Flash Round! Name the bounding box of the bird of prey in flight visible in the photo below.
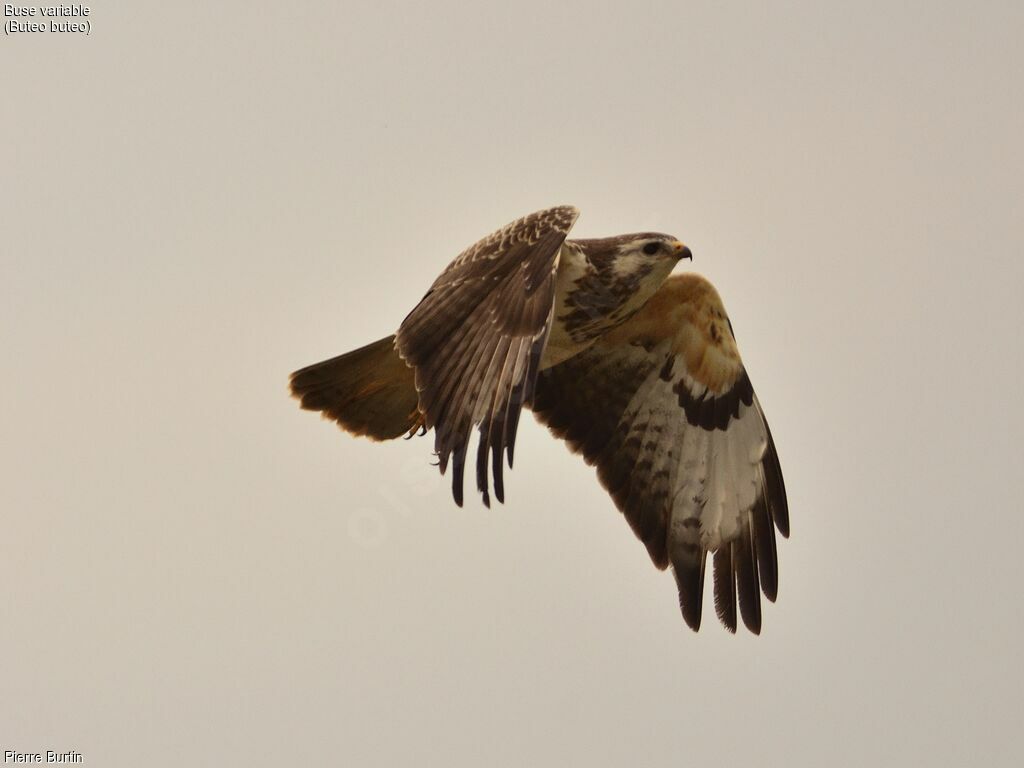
[290,206,789,633]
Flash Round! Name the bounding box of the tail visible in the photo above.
[289,335,422,441]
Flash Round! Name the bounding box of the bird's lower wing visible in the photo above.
[531,273,788,633]
[396,206,579,506]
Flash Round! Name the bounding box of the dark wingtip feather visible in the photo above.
[713,547,738,633]
[451,444,466,507]
[734,528,762,635]
[476,425,492,506]
[674,551,706,632]
[501,365,529,474]
[491,444,505,504]
[752,495,779,602]
[762,418,789,538]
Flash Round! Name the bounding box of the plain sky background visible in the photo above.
[3,1,1023,765]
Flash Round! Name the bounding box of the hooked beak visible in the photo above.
[670,241,693,261]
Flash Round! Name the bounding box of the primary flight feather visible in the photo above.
[290,206,789,633]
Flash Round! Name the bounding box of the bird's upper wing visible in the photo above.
[396,205,579,506]
[531,273,789,633]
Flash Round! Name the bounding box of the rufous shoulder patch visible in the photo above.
[601,273,743,394]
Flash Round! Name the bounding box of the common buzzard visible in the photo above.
[290,206,789,633]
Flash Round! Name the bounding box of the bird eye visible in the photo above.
[642,242,660,255]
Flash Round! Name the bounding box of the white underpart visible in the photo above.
[543,244,676,369]
[669,423,709,561]
[542,243,592,367]
[666,398,769,557]
[611,251,648,279]
[613,252,677,322]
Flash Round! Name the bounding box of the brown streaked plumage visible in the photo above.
[601,275,743,394]
[395,206,579,507]
[290,207,788,633]
[532,273,788,632]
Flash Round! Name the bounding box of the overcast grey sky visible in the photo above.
[2,1,1023,766]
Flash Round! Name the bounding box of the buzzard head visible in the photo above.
[574,232,692,285]
[626,233,692,261]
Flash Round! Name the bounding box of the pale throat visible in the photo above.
[541,245,677,369]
